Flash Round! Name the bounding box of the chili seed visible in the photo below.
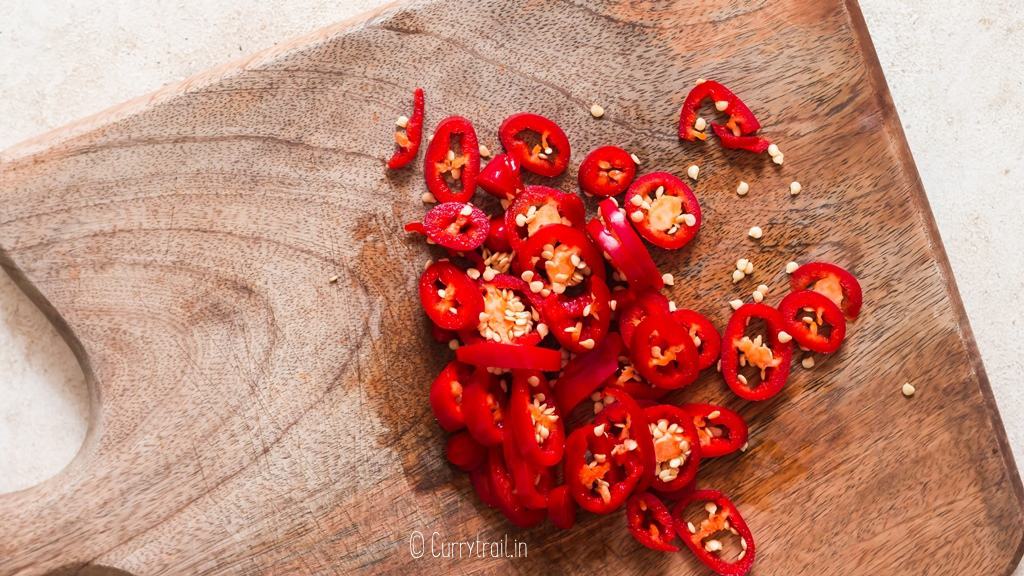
[590,103,605,118]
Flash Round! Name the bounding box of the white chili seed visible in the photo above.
[902,382,916,397]
[630,153,642,165]
[748,226,763,239]
[396,115,409,128]
[422,191,437,204]
[695,117,707,131]
[802,356,816,369]
[752,290,764,302]
[786,261,799,274]
[737,181,749,196]
[778,330,793,343]
[732,269,746,283]
[460,204,474,216]
[687,164,700,180]
[590,103,605,118]
[768,143,781,157]
[662,273,675,286]
[773,153,785,165]
[714,100,729,112]
[790,181,802,195]
[729,299,744,310]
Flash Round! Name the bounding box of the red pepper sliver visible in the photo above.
[501,434,553,510]
[429,361,471,432]
[419,261,483,330]
[547,485,576,530]
[424,115,479,203]
[631,312,700,390]
[721,303,792,401]
[778,290,847,354]
[446,430,486,471]
[486,447,546,528]
[422,202,489,251]
[386,87,424,169]
[461,368,508,446]
[554,331,622,414]
[680,403,749,458]
[498,112,571,177]
[578,146,637,197]
[586,199,663,291]
[456,341,562,371]
[478,153,524,201]
[789,261,863,319]
[671,308,721,371]
[679,80,762,142]
[509,371,565,467]
[672,489,755,576]
[711,123,772,153]
[469,462,499,509]
[626,492,679,552]
[623,172,701,250]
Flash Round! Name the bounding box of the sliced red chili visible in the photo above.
[516,224,606,296]
[644,404,701,493]
[469,461,499,509]
[386,87,424,169]
[541,276,611,354]
[419,261,483,330]
[627,492,679,552]
[789,261,863,319]
[679,80,762,142]
[778,290,847,354]
[446,430,486,471]
[498,112,571,177]
[680,403,748,458]
[502,435,554,510]
[509,371,565,467]
[586,199,663,290]
[721,303,793,401]
[672,489,755,576]
[604,339,669,401]
[484,214,512,253]
[468,274,545,346]
[553,331,622,414]
[429,361,471,432]
[623,172,702,250]
[671,309,721,371]
[547,485,576,530]
[631,312,700,390]
[461,368,508,446]
[565,423,643,514]
[486,447,546,528]
[424,115,479,202]
[505,186,586,251]
[478,153,524,201]
[456,341,562,371]
[594,388,656,493]
[422,202,489,251]
[619,290,670,350]
[710,123,772,153]
[578,146,637,197]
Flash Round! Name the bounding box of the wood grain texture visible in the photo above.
[1,0,1021,574]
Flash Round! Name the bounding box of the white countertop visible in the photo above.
[1,1,1021,569]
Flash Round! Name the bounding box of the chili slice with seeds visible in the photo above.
[578,146,637,197]
[710,123,772,154]
[387,87,425,169]
[422,202,490,251]
[679,80,762,142]
[644,404,701,493]
[595,388,657,493]
[619,290,670,350]
[419,261,484,330]
[680,403,748,458]
[779,289,847,354]
[721,303,792,401]
[631,312,700,390]
[505,186,586,251]
[509,371,565,467]
[516,224,606,295]
[623,172,702,250]
[499,112,571,177]
[541,276,612,354]
[672,489,755,576]
[789,262,863,319]
[565,423,643,514]
[627,492,679,552]
[429,361,472,432]
[461,368,508,446]
[671,309,721,371]
[424,115,480,203]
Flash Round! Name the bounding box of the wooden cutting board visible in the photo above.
[1,0,1021,574]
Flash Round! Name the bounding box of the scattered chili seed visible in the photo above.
[902,383,916,397]
[786,261,799,274]
[737,181,750,196]
[590,103,605,118]
[790,181,802,195]
[748,226,763,239]
[686,164,700,180]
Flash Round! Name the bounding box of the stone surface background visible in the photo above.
[0,4,1021,569]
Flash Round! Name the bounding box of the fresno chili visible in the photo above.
[578,146,637,197]
[461,368,508,446]
[586,199,664,291]
[446,430,486,471]
[547,485,576,530]
[429,361,472,432]
[679,80,762,142]
[721,303,793,401]
[594,387,657,492]
[541,276,612,354]
[623,172,702,250]
[424,115,480,202]
[516,223,605,295]
[478,153,524,201]
[419,260,483,330]
[387,87,424,169]
[778,290,847,354]
[502,435,554,509]
[644,404,701,493]
[789,261,863,319]
[456,341,562,371]
[505,186,586,250]
[565,423,644,514]
[672,489,755,576]
[422,202,490,251]
[631,312,700,390]
[619,290,671,350]
[487,447,546,528]
[469,274,544,345]
[626,492,679,552]
[508,371,565,467]
[710,123,771,154]
[681,403,749,458]
[671,308,721,371]
[498,112,571,177]
[554,331,622,414]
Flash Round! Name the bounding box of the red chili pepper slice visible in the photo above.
[627,492,679,552]
[578,146,637,197]
[623,172,702,250]
[478,153,524,201]
[486,447,546,528]
[516,224,606,296]
[467,274,545,346]
[778,290,847,354]
[484,214,512,253]
[594,388,656,493]
[429,361,472,432]
[424,116,479,202]
[386,87,424,169]
[642,404,702,494]
[604,340,669,401]
[565,423,643,514]
[672,489,755,576]
[721,303,793,401]
[618,290,670,350]
[501,434,554,510]
[586,199,663,291]
[505,186,586,251]
[710,123,772,153]
[671,309,721,371]
[554,331,622,414]
[509,371,565,467]
[547,484,576,530]
[789,261,863,319]
[446,430,486,471]
[461,368,508,446]
[422,202,489,251]
[680,403,749,458]
[498,112,571,177]
[456,341,562,371]
[541,276,612,354]
[631,312,700,390]
[678,80,762,142]
[469,461,499,509]
[419,261,484,330]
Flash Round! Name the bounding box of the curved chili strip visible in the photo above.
[387,87,424,169]
[627,492,679,552]
[672,489,755,575]
[456,341,562,371]
[586,199,663,291]
[425,115,479,202]
[429,361,471,432]
[554,332,622,414]
[680,403,748,458]
[499,112,571,177]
